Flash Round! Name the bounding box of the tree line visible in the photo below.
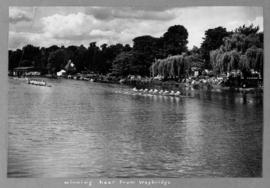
[9,24,263,78]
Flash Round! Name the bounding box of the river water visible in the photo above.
[8,78,263,178]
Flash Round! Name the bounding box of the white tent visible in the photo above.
[57,70,66,76]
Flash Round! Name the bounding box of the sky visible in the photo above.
[9,6,263,50]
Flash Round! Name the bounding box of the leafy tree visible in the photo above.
[9,49,22,70]
[208,24,263,79]
[210,45,263,78]
[47,45,60,53]
[8,23,263,80]
[133,35,159,54]
[47,49,68,73]
[161,25,188,56]
[235,24,259,36]
[86,42,100,72]
[21,45,40,62]
[111,51,134,76]
[76,45,88,72]
[189,46,200,55]
[245,46,263,76]
[200,27,230,68]
[210,47,241,74]
[150,54,203,79]
[65,45,87,72]
[223,32,262,53]
[123,44,132,52]
[19,60,33,67]
[131,35,160,75]
[98,43,126,74]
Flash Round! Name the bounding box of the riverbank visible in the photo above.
[9,74,263,94]
[118,76,263,94]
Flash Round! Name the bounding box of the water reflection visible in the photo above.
[8,78,262,177]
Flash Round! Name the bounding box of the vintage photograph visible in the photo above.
[8,6,263,178]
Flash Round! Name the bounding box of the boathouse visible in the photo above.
[12,66,35,77]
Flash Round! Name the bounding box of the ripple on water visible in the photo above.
[8,78,263,177]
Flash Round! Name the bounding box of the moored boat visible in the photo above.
[27,79,49,87]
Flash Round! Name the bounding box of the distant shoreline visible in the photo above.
[9,75,263,95]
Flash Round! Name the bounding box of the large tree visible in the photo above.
[47,49,68,73]
[161,25,188,56]
[21,45,40,62]
[200,27,230,68]
[235,24,259,36]
[131,35,160,75]
[210,25,263,78]
[209,24,263,73]
[150,54,203,79]
[86,42,100,72]
[111,51,134,77]
[9,49,22,70]
[133,35,159,57]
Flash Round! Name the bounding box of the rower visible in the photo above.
[174,91,181,95]
[163,90,169,95]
